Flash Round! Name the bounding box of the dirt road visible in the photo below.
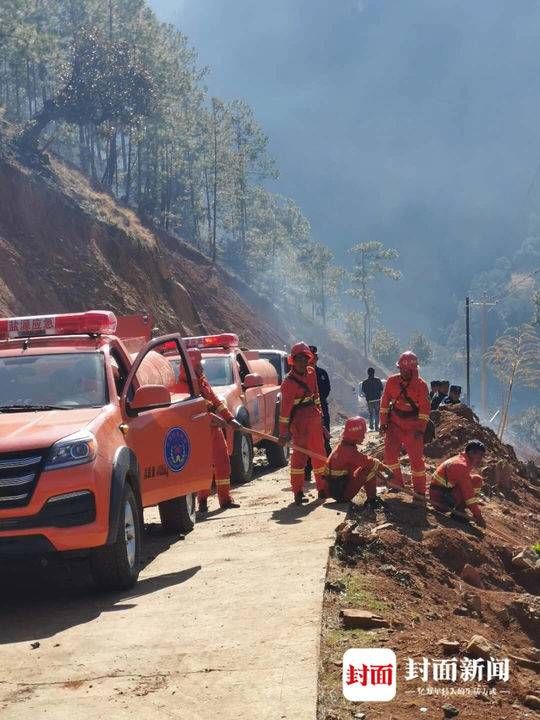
[0,463,342,720]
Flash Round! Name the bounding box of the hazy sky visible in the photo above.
[148,0,540,334]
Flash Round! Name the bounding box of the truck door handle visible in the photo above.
[191,412,207,421]
[119,423,128,435]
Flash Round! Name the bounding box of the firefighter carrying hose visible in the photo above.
[278,342,328,505]
[430,440,486,526]
[379,351,431,500]
[185,348,241,513]
[324,416,393,507]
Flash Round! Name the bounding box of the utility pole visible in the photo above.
[465,297,470,405]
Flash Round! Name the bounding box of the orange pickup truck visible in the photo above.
[182,334,288,481]
[0,311,214,590]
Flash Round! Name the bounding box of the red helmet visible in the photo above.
[288,341,313,365]
[396,351,418,370]
[342,416,367,444]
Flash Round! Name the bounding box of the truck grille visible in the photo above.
[0,450,45,509]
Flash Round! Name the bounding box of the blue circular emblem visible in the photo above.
[164,427,191,473]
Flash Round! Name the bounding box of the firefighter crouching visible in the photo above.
[324,417,393,507]
[185,348,241,513]
[430,440,487,527]
[379,351,431,500]
[278,342,328,505]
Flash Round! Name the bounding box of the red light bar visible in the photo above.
[184,333,239,350]
[0,311,117,340]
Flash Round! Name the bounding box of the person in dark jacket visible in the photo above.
[442,384,462,405]
[360,367,384,430]
[304,345,332,482]
[431,379,450,410]
[429,380,440,400]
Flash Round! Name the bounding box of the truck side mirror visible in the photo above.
[244,373,263,389]
[130,384,171,412]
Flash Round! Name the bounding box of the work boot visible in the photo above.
[294,492,308,506]
[317,490,327,501]
[220,500,240,509]
[412,492,427,504]
[198,499,208,514]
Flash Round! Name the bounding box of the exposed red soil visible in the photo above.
[318,408,540,720]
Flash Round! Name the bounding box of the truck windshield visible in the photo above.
[201,357,233,386]
[0,353,107,410]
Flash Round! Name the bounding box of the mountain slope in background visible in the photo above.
[151,0,540,335]
[0,128,373,413]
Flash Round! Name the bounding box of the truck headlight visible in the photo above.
[44,433,97,470]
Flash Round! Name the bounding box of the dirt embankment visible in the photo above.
[0,134,372,414]
[319,407,540,720]
[0,144,285,347]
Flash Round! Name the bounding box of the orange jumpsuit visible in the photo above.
[197,374,233,506]
[430,453,484,520]
[279,366,327,494]
[324,441,380,502]
[380,372,431,495]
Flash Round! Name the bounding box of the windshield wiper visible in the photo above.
[0,404,72,412]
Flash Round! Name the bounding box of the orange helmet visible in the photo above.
[396,351,418,370]
[288,341,313,365]
[342,416,367,444]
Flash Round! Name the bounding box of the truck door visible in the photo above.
[236,351,263,429]
[121,335,213,508]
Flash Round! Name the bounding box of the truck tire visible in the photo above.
[230,429,253,484]
[265,440,289,469]
[158,492,197,534]
[90,483,142,592]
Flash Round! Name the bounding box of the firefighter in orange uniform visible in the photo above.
[379,351,431,499]
[430,440,486,526]
[186,348,241,513]
[278,342,328,505]
[324,417,393,506]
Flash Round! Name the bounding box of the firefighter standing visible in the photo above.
[279,342,328,505]
[186,349,241,513]
[324,417,393,506]
[430,440,486,526]
[379,351,431,500]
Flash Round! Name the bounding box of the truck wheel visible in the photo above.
[230,430,253,484]
[159,492,197,534]
[90,483,141,592]
[265,440,289,469]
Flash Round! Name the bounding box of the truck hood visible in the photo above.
[0,407,103,453]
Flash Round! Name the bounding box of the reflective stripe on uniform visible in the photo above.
[279,416,289,424]
[315,398,321,405]
[411,470,426,477]
[216,403,227,413]
[325,469,348,477]
[465,497,478,507]
[418,413,430,421]
[215,477,230,486]
[290,467,305,475]
[313,465,326,474]
[386,462,401,470]
[293,396,315,406]
[431,471,450,488]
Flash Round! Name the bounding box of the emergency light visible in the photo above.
[184,333,239,350]
[0,311,118,340]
